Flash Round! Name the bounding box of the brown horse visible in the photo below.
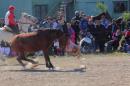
[10,29,68,69]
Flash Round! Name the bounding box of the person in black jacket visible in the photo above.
[87,19,96,36]
[71,11,81,44]
[94,20,107,52]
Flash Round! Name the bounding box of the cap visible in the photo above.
[8,5,15,11]
[75,11,79,15]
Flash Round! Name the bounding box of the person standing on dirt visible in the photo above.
[71,11,81,44]
[94,20,107,52]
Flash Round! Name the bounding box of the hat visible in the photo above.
[8,5,15,11]
[75,11,79,15]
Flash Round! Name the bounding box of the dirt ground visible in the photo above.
[0,53,130,86]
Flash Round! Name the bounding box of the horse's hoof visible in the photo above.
[47,67,55,71]
[33,58,39,63]
[30,63,39,69]
[25,62,39,69]
[80,65,86,70]
[48,68,53,70]
[25,63,32,69]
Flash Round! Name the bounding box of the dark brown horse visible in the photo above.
[10,29,68,69]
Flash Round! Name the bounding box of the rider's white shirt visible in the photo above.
[5,11,10,26]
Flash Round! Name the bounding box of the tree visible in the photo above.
[96,2,107,12]
[122,12,130,21]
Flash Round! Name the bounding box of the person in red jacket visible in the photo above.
[5,5,19,34]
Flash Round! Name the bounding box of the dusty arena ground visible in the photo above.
[0,53,130,86]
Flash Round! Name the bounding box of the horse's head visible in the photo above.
[54,30,69,51]
[37,29,68,51]
[19,12,38,25]
[45,29,69,50]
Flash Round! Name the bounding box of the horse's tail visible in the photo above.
[9,35,20,57]
[7,41,17,57]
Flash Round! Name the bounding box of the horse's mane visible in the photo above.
[38,29,64,35]
[38,29,69,38]
[37,29,62,33]
[35,29,64,40]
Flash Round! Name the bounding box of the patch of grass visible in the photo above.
[96,2,107,12]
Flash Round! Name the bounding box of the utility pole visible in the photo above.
[63,0,67,21]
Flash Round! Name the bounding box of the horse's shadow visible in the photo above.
[8,67,86,73]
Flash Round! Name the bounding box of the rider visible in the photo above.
[4,5,19,34]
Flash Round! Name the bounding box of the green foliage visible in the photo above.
[122,12,130,21]
[96,2,107,12]
[0,22,2,27]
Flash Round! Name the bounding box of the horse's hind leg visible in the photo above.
[22,57,38,64]
[17,53,38,68]
[21,53,38,64]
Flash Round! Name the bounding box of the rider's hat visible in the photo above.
[8,5,15,11]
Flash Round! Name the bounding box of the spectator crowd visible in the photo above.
[1,10,130,56]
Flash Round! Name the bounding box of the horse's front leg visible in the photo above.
[44,51,54,69]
